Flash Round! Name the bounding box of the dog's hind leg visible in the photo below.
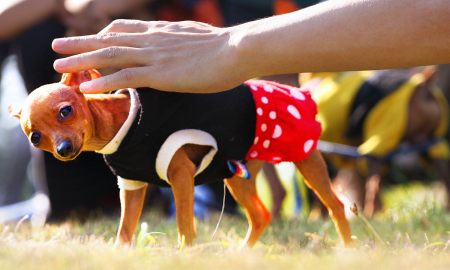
[224,160,272,247]
[294,149,354,247]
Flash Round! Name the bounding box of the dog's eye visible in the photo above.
[60,106,72,118]
[31,132,41,145]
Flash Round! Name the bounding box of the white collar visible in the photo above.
[96,89,140,154]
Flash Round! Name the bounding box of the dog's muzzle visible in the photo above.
[57,141,73,158]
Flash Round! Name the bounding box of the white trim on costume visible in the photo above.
[155,129,218,185]
[97,89,140,154]
[117,177,148,190]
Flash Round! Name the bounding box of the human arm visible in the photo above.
[0,0,58,41]
[62,0,151,36]
[0,0,152,41]
[52,0,450,94]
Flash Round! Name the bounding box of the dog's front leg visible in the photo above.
[168,146,197,246]
[116,184,148,246]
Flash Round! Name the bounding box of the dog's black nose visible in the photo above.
[57,141,73,157]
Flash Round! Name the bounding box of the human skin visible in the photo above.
[0,0,56,40]
[62,0,151,36]
[0,0,150,41]
[52,0,450,94]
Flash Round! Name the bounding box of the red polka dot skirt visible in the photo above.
[244,80,322,163]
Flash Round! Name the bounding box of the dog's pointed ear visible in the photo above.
[60,69,101,89]
[8,103,22,119]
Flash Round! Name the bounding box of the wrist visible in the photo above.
[228,23,262,81]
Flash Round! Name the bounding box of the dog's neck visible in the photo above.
[83,93,131,151]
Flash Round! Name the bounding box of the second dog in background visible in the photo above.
[303,67,450,218]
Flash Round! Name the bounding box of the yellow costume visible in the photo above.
[303,71,449,160]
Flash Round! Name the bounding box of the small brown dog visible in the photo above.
[9,70,353,247]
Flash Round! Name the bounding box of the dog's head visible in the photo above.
[9,69,101,161]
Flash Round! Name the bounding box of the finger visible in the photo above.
[53,47,149,73]
[52,32,146,54]
[79,67,153,93]
[98,19,149,34]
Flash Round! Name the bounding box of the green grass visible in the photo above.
[1,182,450,270]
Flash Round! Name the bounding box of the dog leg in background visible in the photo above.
[295,149,354,247]
[116,184,148,246]
[362,159,383,218]
[225,160,272,247]
[433,158,450,210]
[262,162,286,218]
[363,174,381,218]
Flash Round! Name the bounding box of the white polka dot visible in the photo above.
[287,105,301,119]
[272,157,282,162]
[269,111,276,119]
[261,124,267,132]
[250,85,258,91]
[257,108,263,116]
[291,89,306,100]
[272,125,282,138]
[261,97,269,104]
[263,140,270,148]
[264,85,274,93]
[254,137,259,145]
[304,140,315,153]
[250,151,258,158]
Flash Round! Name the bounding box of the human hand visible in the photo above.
[53,19,249,93]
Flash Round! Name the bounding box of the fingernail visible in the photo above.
[52,38,66,49]
[54,59,67,71]
[80,81,93,92]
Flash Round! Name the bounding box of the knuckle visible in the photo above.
[101,46,120,60]
[130,19,147,27]
[73,37,84,48]
[121,69,135,82]
[102,76,112,90]
[148,29,163,36]
[154,21,169,28]
[75,53,86,66]
[98,32,119,44]
[111,19,127,26]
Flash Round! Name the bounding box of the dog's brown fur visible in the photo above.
[9,70,354,247]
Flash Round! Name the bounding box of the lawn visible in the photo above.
[1,182,450,270]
